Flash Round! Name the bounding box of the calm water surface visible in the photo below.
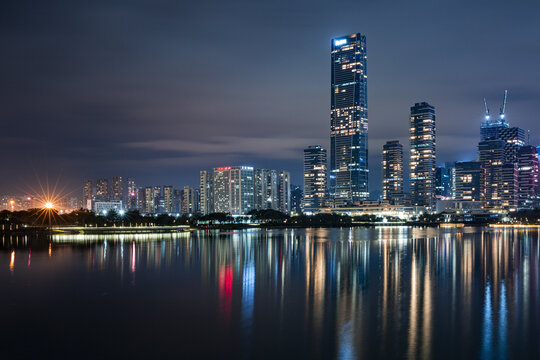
[1,227,540,359]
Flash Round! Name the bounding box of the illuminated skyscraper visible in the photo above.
[382,140,404,203]
[83,179,93,210]
[111,176,124,201]
[213,166,254,215]
[163,185,174,213]
[182,186,198,215]
[330,33,368,205]
[454,161,483,202]
[199,171,214,215]
[409,102,436,208]
[278,171,291,214]
[303,146,327,213]
[96,178,109,201]
[254,169,278,210]
[126,178,137,210]
[517,145,539,209]
[144,186,155,214]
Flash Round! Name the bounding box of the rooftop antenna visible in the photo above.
[499,90,507,120]
[483,98,490,121]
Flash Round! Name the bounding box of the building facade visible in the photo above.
[330,33,369,205]
[517,145,539,209]
[83,179,93,210]
[454,161,483,202]
[409,102,436,208]
[111,176,124,202]
[213,166,254,215]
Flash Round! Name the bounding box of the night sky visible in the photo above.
[2,0,540,198]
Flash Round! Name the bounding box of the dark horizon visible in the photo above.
[2,0,540,197]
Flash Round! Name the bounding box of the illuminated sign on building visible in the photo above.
[334,38,347,46]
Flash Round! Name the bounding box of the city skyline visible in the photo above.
[2,1,540,197]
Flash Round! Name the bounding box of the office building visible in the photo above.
[500,127,527,164]
[454,161,483,202]
[303,146,327,213]
[213,166,254,215]
[517,145,539,209]
[382,140,404,203]
[330,33,369,205]
[435,166,453,199]
[409,102,436,208]
[290,185,303,214]
[479,139,505,208]
[199,171,214,215]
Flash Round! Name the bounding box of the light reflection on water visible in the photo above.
[1,227,540,359]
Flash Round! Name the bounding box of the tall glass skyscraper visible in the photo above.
[409,102,436,208]
[330,33,368,206]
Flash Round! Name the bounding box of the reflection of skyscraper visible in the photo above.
[303,146,327,213]
[382,140,404,203]
[330,33,369,205]
[409,102,436,208]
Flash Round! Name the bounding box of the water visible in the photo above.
[1,227,540,359]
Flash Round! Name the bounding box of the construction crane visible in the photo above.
[483,98,490,121]
[499,90,507,120]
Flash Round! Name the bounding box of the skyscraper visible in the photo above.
[409,102,436,208]
[303,146,327,213]
[330,33,368,205]
[500,127,527,164]
[254,169,279,210]
[517,145,539,209]
[96,178,109,201]
[454,161,483,202]
[382,140,404,204]
[435,167,453,199]
[163,185,174,213]
[199,171,214,215]
[278,171,291,214]
[212,166,254,215]
[83,179,93,210]
[144,186,155,214]
[182,186,198,215]
[478,139,505,208]
[111,176,124,202]
[126,178,137,210]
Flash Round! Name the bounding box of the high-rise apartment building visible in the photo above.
[126,178,137,210]
[409,102,436,208]
[144,186,155,214]
[382,140,404,204]
[199,171,214,215]
[517,145,539,209]
[290,185,303,214]
[479,139,505,208]
[330,33,369,205]
[303,146,328,213]
[153,186,162,213]
[212,166,254,215]
[278,171,291,214]
[254,169,279,211]
[500,127,527,164]
[454,161,483,202]
[83,179,93,210]
[96,178,109,201]
[163,186,174,214]
[111,176,124,201]
[182,186,198,215]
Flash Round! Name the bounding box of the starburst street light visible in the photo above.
[44,202,54,209]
